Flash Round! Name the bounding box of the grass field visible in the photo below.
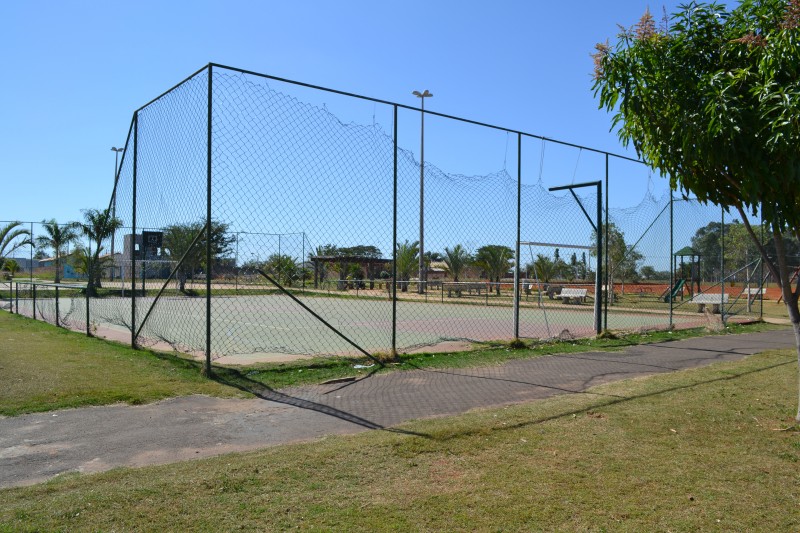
[0,312,249,416]
[0,346,797,530]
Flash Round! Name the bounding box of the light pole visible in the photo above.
[413,89,433,294]
[110,147,124,281]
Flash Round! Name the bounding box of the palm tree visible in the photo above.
[442,244,471,282]
[80,208,123,296]
[394,240,419,292]
[264,253,300,286]
[0,221,32,272]
[474,245,513,295]
[2,258,20,279]
[532,254,558,283]
[36,219,79,284]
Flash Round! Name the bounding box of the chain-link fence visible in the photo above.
[2,63,776,365]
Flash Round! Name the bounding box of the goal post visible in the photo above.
[519,240,600,335]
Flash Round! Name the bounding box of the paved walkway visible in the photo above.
[0,329,794,488]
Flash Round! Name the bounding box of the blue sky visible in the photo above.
[1,0,701,226]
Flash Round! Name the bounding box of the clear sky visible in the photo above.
[1,0,700,226]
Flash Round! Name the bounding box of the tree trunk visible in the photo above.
[88,251,103,296]
[767,223,800,423]
[178,271,187,293]
[779,290,800,423]
[792,318,800,423]
[736,208,800,423]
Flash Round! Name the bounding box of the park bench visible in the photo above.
[690,293,729,313]
[559,288,588,304]
[444,282,485,297]
[743,287,763,300]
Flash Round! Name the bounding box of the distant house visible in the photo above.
[38,252,123,280]
[37,256,57,268]
[38,256,86,280]
[5,256,36,273]
[428,261,448,281]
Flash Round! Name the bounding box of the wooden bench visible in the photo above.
[559,288,588,304]
[691,293,729,313]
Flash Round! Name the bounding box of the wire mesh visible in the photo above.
[2,64,781,360]
[11,281,88,332]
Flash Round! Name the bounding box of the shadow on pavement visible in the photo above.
[211,366,431,438]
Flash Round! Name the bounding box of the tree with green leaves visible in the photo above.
[591,223,643,294]
[690,221,726,281]
[79,209,123,296]
[36,219,80,284]
[2,258,20,279]
[594,0,800,420]
[474,245,513,295]
[442,244,471,282]
[394,240,419,292]
[311,244,382,288]
[527,254,558,283]
[0,221,32,272]
[68,245,114,284]
[162,220,235,293]
[639,265,657,281]
[264,254,300,286]
[692,220,799,281]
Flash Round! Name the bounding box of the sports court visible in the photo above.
[11,290,719,361]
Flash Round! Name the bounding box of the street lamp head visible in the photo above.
[413,90,433,98]
[111,147,124,153]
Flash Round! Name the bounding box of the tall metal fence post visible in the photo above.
[669,192,674,328]
[391,104,398,357]
[234,233,239,291]
[131,112,138,347]
[29,222,33,284]
[85,284,91,336]
[32,284,36,320]
[595,181,603,335]
[720,207,725,325]
[205,64,213,376]
[55,286,59,327]
[513,133,521,340]
[760,209,764,318]
[603,154,609,331]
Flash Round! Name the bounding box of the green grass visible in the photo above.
[0,349,797,531]
[0,312,249,416]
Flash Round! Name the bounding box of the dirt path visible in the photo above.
[0,329,793,488]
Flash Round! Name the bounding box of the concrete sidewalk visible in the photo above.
[0,329,794,488]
